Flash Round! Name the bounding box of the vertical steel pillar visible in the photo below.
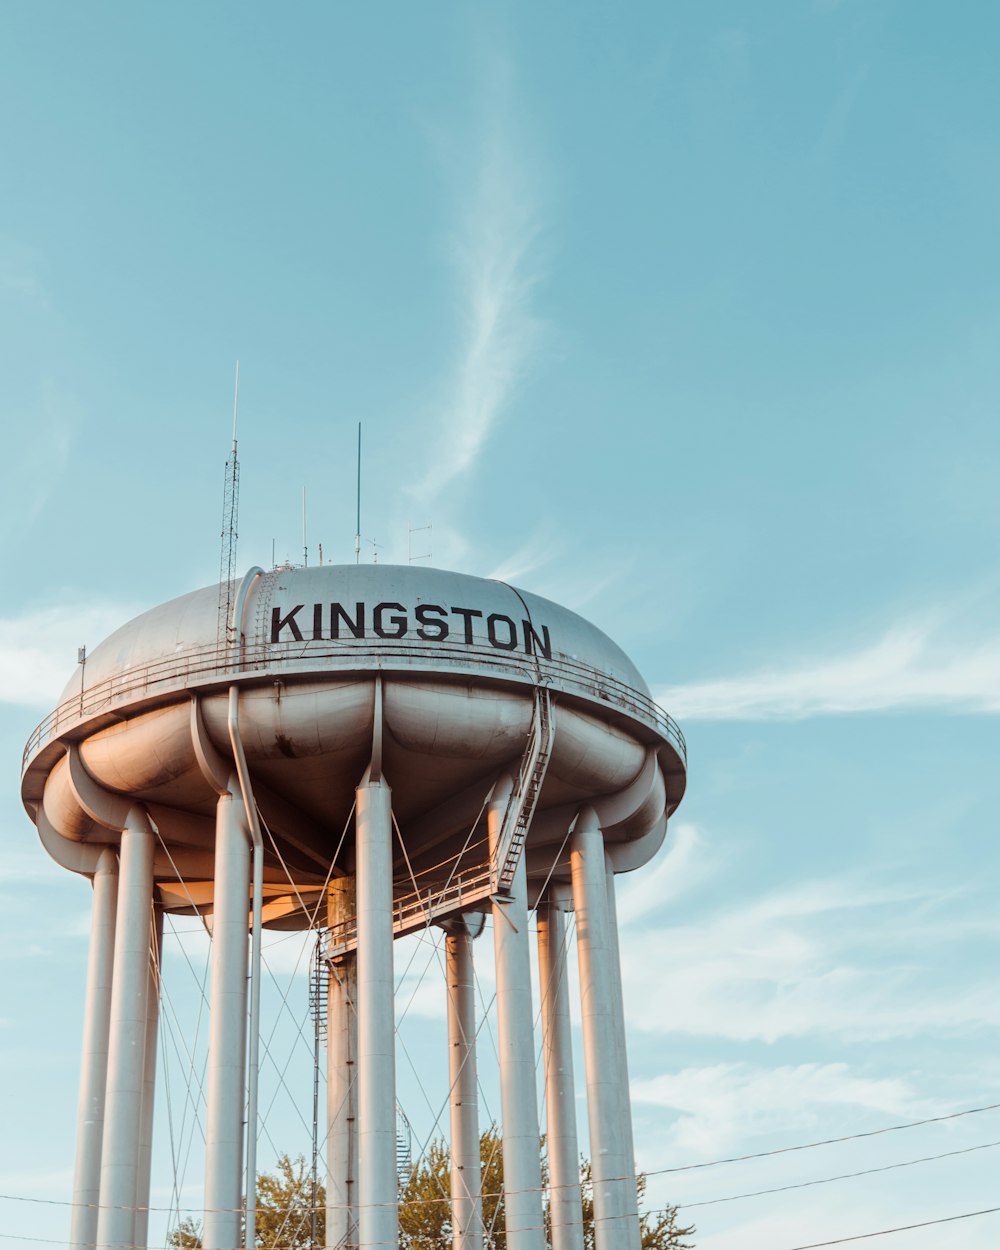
[70,846,118,1250]
[570,809,640,1250]
[605,859,637,1193]
[445,923,483,1250]
[356,768,397,1250]
[327,877,359,1249]
[203,785,251,1250]
[95,811,155,1250]
[489,776,546,1250]
[134,904,164,1249]
[537,887,585,1250]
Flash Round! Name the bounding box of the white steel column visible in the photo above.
[70,846,118,1250]
[605,859,637,1193]
[445,924,483,1250]
[489,776,546,1250]
[134,904,164,1250]
[95,811,155,1250]
[327,877,359,1250]
[203,784,251,1250]
[537,888,584,1250]
[571,809,640,1250]
[356,768,397,1250]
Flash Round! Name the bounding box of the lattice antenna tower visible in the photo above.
[217,361,241,648]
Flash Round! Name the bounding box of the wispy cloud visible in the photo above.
[0,599,135,708]
[620,873,1000,1044]
[617,823,713,923]
[633,1061,920,1159]
[657,619,1000,721]
[486,528,561,585]
[416,56,547,499]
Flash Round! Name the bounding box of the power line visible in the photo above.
[681,1137,1000,1209]
[1,1099,998,1220]
[1,1203,999,1249]
[645,1099,1000,1178]
[782,1205,1000,1249]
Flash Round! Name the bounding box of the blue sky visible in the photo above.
[2,2,999,1247]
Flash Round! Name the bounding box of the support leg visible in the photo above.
[356,769,397,1250]
[605,859,637,1199]
[134,904,164,1249]
[571,809,640,1250]
[95,813,155,1250]
[446,924,483,1250]
[203,785,251,1250]
[537,888,584,1250]
[70,847,118,1250]
[327,878,358,1249]
[489,777,545,1250]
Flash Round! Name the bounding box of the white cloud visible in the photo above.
[0,600,134,708]
[633,1061,919,1159]
[616,823,711,923]
[486,530,560,586]
[620,875,1000,1045]
[657,619,1000,721]
[416,56,547,499]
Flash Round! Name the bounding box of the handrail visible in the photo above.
[22,634,687,772]
[324,861,495,958]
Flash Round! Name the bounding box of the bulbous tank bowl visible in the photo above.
[22,564,686,926]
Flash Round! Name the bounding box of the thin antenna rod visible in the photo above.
[232,360,240,449]
[355,422,361,565]
[302,487,308,567]
[218,361,241,646]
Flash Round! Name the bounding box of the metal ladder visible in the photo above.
[492,687,554,895]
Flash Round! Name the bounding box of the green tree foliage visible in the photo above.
[167,1154,324,1249]
[398,1126,692,1250]
[171,1131,693,1249]
[167,1216,203,1249]
[578,1158,694,1250]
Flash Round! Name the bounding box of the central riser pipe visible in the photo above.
[356,773,398,1250]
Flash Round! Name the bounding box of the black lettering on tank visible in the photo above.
[312,603,323,641]
[271,605,305,643]
[487,613,518,650]
[330,602,365,639]
[451,606,484,645]
[415,603,449,641]
[522,620,552,659]
[374,602,408,639]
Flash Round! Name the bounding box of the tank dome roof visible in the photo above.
[60,564,649,705]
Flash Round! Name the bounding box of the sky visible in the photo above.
[1,1,999,1247]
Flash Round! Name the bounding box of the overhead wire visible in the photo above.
[678,1136,1000,1209]
[782,1205,1000,1249]
[642,1099,1000,1179]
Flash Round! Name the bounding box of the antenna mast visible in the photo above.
[217,361,241,648]
[354,422,361,565]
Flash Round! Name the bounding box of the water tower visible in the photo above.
[21,563,687,1250]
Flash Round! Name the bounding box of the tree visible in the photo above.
[398,1126,692,1250]
[172,1133,693,1249]
[168,1154,324,1249]
[578,1158,694,1250]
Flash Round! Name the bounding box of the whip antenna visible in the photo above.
[355,421,362,564]
[217,361,241,647]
